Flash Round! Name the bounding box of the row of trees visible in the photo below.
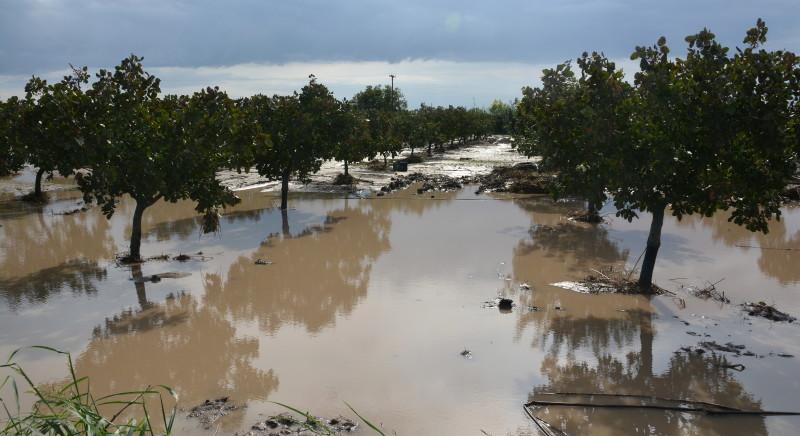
[0,56,503,261]
[516,19,800,291]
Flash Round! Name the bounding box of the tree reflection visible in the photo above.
[511,203,766,434]
[78,282,278,412]
[205,202,391,334]
[0,260,107,310]
[676,211,800,285]
[0,205,115,279]
[530,315,767,435]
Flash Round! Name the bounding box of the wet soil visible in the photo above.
[1,172,800,435]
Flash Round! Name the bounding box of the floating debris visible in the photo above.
[174,253,191,262]
[498,298,514,312]
[699,341,747,355]
[460,348,473,359]
[188,397,240,429]
[131,271,191,283]
[255,258,273,265]
[742,302,796,322]
[552,269,672,295]
[683,279,729,303]
[520,282,531,291]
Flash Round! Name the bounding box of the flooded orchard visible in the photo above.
[1,183,800,435]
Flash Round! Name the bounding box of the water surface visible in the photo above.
[1,187,799,435]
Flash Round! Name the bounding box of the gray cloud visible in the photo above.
[2,0,798,74]
[1,1,797,106]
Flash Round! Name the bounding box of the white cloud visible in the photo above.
[0,57,641,107]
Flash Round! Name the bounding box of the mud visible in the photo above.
[188,397,241,429]
[236,413,358,435]
[474,164,552,194]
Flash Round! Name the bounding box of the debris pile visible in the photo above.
[379,172,467,195]
[237,413,357,436]
[551,269,668,295]
[684,280,730,304]
[188,397,240,429]
[567,209,603,223]
[475,164,552,194]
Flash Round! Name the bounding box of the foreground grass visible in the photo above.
[1,346,177,435]
[1,347,387,435]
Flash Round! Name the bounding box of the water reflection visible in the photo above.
[206,202,391,334]
[530,313,767,435]
[0,206,115,279]
[0,260,107,310]
[78,281,278,409]
[682,211,800,285]
[512,208,767,434]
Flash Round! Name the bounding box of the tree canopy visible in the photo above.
[249,76,341,209]
[77,55,261,261]
[517,20,800,291]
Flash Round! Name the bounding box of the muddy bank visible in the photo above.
[216,137,537,195]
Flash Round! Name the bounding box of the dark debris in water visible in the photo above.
[742,301,796,322]
[237,413,357,435]
[699,341,748,355]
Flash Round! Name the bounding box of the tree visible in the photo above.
[352,85,407,166]
[78,55,255,261]
[398,109,426,157]
[517,53,630,219]
[12,67,89,198]
[332,102,373,178]
[488,99,517,134]
[0,97,26,176]
[251,76,341,209]
[517,21,799,292]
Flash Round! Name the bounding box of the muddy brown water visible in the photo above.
[1,185,799,435]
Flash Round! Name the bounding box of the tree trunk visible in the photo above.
[280,170,290,210]
[131,264,151,309]
[635,311,654,383]
[427,142,432,156]
[34,168,45,197]
[281,208,290,237]
[344,160,349,176]
[410,146,415,157]
[638,204,666,292]
[129,199,147,261]
[383,154,387,167]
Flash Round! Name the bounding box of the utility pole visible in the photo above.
[389,74,396,111]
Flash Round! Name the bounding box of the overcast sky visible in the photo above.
[1,0,798,106]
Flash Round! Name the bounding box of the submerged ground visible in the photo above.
[1,143,800,435]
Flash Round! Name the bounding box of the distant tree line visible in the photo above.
[0,58,506,261]
[515,19,800,291]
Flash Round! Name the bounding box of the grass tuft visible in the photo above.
[1,346,177,435]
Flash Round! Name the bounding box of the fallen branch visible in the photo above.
[525,392,800,416]
[734,244,800,251]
